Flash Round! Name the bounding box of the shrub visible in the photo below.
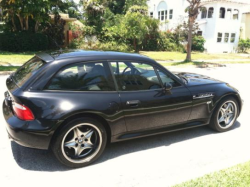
[238,39,250,53]
[192,35,205,52]
[0,32,49,52]
[143,32,185,52]
[98,42,132,52]
[70,37,132,52]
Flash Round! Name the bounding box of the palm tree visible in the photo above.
[185,0,202,62]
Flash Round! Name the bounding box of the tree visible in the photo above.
[185,0,202,61]
[0,0,72,32]
[107,5,156,52]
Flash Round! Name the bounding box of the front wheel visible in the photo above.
[52,118,107,168]
[209,97,239,132]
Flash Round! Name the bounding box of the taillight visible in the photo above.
[13,103,35,121]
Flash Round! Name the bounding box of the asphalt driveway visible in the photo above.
[0,64,250,187]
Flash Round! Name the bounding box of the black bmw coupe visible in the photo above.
[3,50,243,167]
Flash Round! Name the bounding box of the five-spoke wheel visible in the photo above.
[210,97,239,132]
[52,118,107,168]
[62,124,102,163]
[217,101,237,129]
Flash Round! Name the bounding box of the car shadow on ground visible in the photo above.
[11,122,241,172]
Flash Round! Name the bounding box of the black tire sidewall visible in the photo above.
[52,117,107,168]
[210,97,239,132]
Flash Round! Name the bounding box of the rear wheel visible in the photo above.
[52,117,107,168]
[209,97,239,132]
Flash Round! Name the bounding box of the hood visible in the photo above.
[174,72,224,86]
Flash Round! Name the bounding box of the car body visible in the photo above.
[3,50,243,167]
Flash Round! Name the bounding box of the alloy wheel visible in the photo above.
[61,123,102,163]
[217,100,237,129]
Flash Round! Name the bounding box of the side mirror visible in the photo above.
[163,83,172,91]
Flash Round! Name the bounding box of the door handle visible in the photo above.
[126,100,140,107]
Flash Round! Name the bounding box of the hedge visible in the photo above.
[0,32,49,52]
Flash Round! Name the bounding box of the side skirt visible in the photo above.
[111,121,209,143]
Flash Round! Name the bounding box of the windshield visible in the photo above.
[13,56,45,87]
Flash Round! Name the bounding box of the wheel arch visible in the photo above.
[49,113,112,149]
[217,94,242,115]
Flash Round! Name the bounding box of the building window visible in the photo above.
[165,10,168,20]
[217,33,223,43]
[219,7,226,18]
[208,7,214,18]
[158,10,168,21]
[227,9,232,19]
[150,12,153,18]
[201,7,207,19]
[231,33,236,43]
[224,33,229,43]
[197,31,203,36]
[169,9,173,19]
[161,10,164,20]
[233,9,239,20]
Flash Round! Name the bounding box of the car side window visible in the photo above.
[46,62,115,91]
[110,61,162,91]
[156,69,181,87]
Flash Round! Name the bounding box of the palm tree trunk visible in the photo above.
[17,14,24,30]
[186,18,194,62]
[25,16,29,31]
[11,16,17,32]
[35,21,39,32]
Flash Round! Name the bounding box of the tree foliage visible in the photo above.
[0,0,72,32]
[43,14,66,49]
[238,39,250,53]
[192,35,205,52]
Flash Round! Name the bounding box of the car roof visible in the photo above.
[36,50,155,64]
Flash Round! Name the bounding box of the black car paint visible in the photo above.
[3,50,243,150]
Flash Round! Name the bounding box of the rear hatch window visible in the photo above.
[12,56,45,87]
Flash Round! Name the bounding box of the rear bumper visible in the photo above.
[3,101,53,150]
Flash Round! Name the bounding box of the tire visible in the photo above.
[209,96,239,132]
[52,117,107,168]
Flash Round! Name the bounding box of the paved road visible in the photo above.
[1,64,250,187]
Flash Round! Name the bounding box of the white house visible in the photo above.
[147,0,250,53]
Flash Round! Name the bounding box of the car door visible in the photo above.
[109,61,193,132]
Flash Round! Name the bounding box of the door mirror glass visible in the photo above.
[164,82,172,91]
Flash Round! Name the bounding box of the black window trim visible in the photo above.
[43,60,118,93]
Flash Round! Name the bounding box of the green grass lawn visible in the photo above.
[0,51,250,71]
[174,161,250,187]
[140,51,250,61]
[0,51,34,66]
[0,66,19,71]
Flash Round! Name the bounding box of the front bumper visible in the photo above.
[3,101,53,150]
